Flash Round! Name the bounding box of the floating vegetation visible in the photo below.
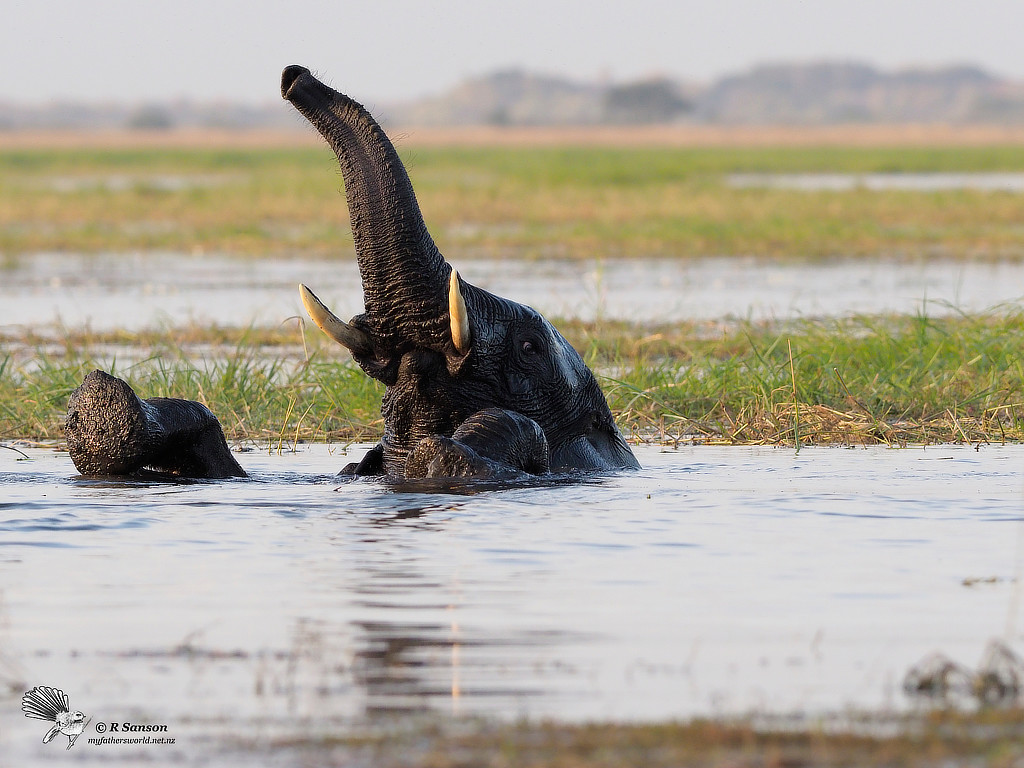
[904,640,1024,707]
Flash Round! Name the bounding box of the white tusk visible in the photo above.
[448,270,471,354]
[298,283,372,353]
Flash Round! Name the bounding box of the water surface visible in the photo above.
[2,252,1023,333]
[728,172,1024,192]
[0,442,1019,761]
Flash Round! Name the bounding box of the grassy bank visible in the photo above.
[3,144,1024,260]
[2,309,1021,447]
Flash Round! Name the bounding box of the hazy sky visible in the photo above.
[3,0,1023,105]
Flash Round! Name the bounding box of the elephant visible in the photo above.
[66,370,246,478]
[62,65,640,481]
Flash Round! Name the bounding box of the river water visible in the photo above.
[0,442,1020,761]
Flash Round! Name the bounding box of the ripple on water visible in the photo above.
[0,443,1021,731]
[0,514,152,533]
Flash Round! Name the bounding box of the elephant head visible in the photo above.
[282,66,639,477]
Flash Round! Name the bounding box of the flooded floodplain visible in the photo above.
[0,442,1021,761]
[3,145,1024,764]
[2,252,1024,333]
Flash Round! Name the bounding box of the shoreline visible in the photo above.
[211,708,1024,766]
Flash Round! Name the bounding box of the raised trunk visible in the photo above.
[281,66,452,351]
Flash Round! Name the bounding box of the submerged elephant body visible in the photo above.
[66,370,245,478]
[63,66,639,481]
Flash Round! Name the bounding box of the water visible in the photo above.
[728,172,1024,193]
[40,173,239,193]
[0,442,1020,760]
[2,252,1024,334]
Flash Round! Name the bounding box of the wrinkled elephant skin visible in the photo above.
[66,370,245,478]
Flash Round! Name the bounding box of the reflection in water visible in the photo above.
[351,619,454,714]
[334,474,618,715]
[345,506,513,715]
[344,534,562,716]
[381,472,608,497]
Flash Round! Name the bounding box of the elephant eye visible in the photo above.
[521,340,537,355]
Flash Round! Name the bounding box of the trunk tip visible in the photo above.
[281,65,311,99]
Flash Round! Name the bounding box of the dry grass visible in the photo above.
[6,123,1024,149]
[233,709,1024,767]
[661,402,1012,448]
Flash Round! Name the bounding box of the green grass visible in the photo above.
[3,309,1022,447]
[4,144,1024,260]
[0,339,383,446]
[585,309,1024,445]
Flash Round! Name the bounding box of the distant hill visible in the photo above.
[2,61,1024,130]
[385,70,696,126]
[0,100,300,132]
[696,61,1024,124]
[390,62,1024,126]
